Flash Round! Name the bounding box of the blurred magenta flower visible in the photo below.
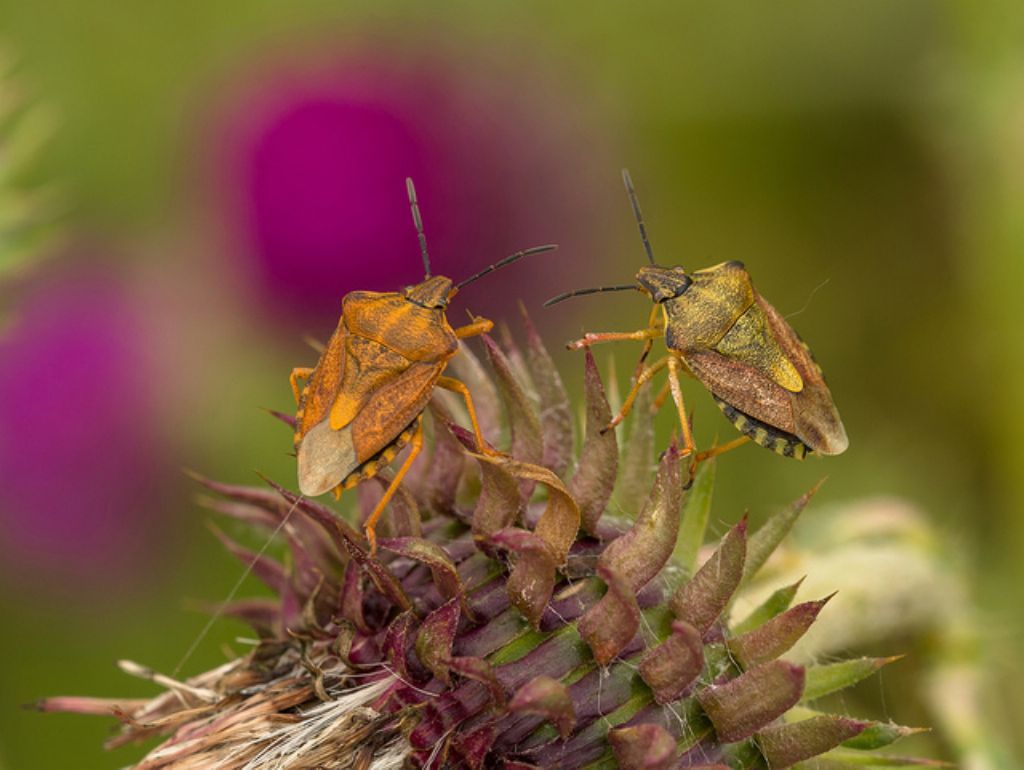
[0,266,167,594]
[214,51,601,326]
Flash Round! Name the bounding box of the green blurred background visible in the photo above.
[1,1,1021,767]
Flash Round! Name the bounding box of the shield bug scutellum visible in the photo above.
[290,178,556,552]
[546,170,847,463]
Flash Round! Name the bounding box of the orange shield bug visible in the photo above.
[290,178,556,551]
[546,170,847,462]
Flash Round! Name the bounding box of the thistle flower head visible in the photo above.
[41,314,929,769]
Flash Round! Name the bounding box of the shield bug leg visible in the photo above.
[695,435,751,463]
[633,304,664,374]
[567,324,664,352]
[666,355,696,457]
[651,379,671,411]
[364,416,425,554]
[289,367,314,405]
[436,376,495,455]
[651,352,696,412]
[453,316,494,339]
[603,355,671,434]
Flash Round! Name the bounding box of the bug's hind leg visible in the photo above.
[289,367,314,405]
[364,417,424,554]
[651,379,671,411]
[436,375,496,455]
[695,435,751,463]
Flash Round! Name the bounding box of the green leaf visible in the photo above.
[843,721,929,750]
[802,657,903,702]
[808,750,951,767]
[732,577,805,635]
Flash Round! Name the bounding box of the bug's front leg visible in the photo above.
[567,324,664,351]
[436,375,497,455]
[453,315,494,339]
[633,304,665,375]
[289,367,314,405]
[364,417,424,555]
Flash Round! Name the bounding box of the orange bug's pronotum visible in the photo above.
[546,170,847,463]
[289,178,555,553]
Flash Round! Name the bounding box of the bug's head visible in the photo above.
[636,265,692,303]
[405,275,455,309]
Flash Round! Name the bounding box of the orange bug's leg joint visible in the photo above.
[436,375,493,454]
[667,355,695,457]
[567,325,664,351]
[696,435,751,464]
[454,316,494,339]
[603,355,671,434]
[364,418,425,555]
[289,367,315,405]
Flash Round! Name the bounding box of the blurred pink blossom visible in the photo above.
[0,266,168,593]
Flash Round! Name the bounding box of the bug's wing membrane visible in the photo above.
[686,349,798,436]
[348,361,444,463]
[754,294,848,455]
[297,419,359,496]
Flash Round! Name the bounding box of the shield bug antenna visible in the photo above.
[543,283,638,307]
[456,244,558,290]
[622,168,657,265]
[406,177,431,277]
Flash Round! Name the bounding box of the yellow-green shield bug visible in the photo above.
[546,170,847,463]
